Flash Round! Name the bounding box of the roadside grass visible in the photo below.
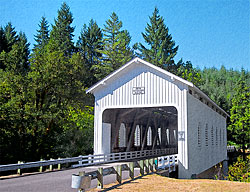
[90,174,250,192]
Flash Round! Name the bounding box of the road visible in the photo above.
[0,162,140,192]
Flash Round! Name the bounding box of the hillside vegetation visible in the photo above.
[0,2,249,172]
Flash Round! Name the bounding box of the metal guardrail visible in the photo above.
[157,155,178,172]
[0,148,177,173]
[72,154,178,191]
[227,145,237,152]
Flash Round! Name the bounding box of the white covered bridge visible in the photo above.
[86,57,229,178]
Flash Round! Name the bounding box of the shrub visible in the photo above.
[228,155,250,182]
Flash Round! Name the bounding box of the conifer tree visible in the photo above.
[16,32,30,70]
[0,27,7,53]
[49,2,74,56]
[228,73,250,160]
[94,12,133,79]
[4,22,18,52]
[1,32,30,73]
[0,22,30,72]
[77,19,103,87]
[135,7,178,71]
[34,16,50,51]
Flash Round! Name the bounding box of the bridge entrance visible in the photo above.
[102,106,178,154]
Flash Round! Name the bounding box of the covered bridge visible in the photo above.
[86,57,229,178]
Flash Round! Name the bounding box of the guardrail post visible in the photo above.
[78,155,83,166]
[39,159,43,172]
[145,159,149,174]
[17,161,22,175]
[128,162,134,179]
[115,165,122,184]
[168,156,171,172]
[149,159,153,172]
[173,156,176,171]
[139,160,144,176]
[97,167,103,189]
[88,154,92,164]
[154,158,158,171]
[49,158,53,171]
[58,158,61,170]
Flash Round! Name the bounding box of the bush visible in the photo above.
[228,155,250,182]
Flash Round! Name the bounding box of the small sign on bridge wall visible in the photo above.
[178,131,185,141]
[132,87,145,95]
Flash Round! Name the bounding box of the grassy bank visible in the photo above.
[90,174,250,192]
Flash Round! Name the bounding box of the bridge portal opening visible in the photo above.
[102,106,178,153]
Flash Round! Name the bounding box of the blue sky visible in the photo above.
[1,0,249,70]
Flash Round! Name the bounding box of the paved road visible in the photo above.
[0,162,140,192]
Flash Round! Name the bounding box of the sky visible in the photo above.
[0,0,249,70]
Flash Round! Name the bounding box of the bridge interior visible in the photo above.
[102,106,178,153]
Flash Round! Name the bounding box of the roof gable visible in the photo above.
[86,57,193,94]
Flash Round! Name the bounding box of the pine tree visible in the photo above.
[50,2,75,56]
[77,19,103,87]
[0,22,30,73]
[4,22,18,52]
[34,16,50,51]
[94,12,133,80]
[0,32,30,73]
[135,7,178,71]
[16,32,30,70]
[228,72,250,160]
[0,26,7,53]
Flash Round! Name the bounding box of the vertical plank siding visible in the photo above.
[91,59,227,179]
[94,63,189,169]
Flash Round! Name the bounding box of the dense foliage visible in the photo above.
[228,155,250,182]
[0,3,249,165]
[228,77,250,160]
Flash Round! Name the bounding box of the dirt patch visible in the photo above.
[89,174,250,192]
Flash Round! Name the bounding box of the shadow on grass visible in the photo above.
[99,173,153,192]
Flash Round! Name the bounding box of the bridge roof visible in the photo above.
[86,57,229,117]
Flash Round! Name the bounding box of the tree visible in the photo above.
[135,7,178,71]
[0,23,19,70]
[94,12,133,80]
[228,74,250,160]
[0,32,30,73]
[176,60,202,87]
[0,26,7,53]
[50,2,75,56]
[4,22,18,52]
[34,16,50,51]
[77,19,103,87]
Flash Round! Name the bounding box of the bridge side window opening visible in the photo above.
[216,127,218,146]
[198,122,202,148]
[173,130,177,144]
[222,129,225,144]
[205,123,208,147]
[119,123,126,148]
[157,128,161,145]
[134,125,141,146]
[166,129,169,145]
[211,126,214,146]
[220,128,222,146]
[147,126,152,146]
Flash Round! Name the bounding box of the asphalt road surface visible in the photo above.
[0,162,140,192]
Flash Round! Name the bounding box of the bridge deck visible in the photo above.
[0,161,141,192]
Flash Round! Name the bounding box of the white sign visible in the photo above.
[132,87,145,95]
[178,131,185,141]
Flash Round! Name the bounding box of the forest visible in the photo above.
[0,2,249,166]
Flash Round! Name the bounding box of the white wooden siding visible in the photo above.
[94,62,189,169]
